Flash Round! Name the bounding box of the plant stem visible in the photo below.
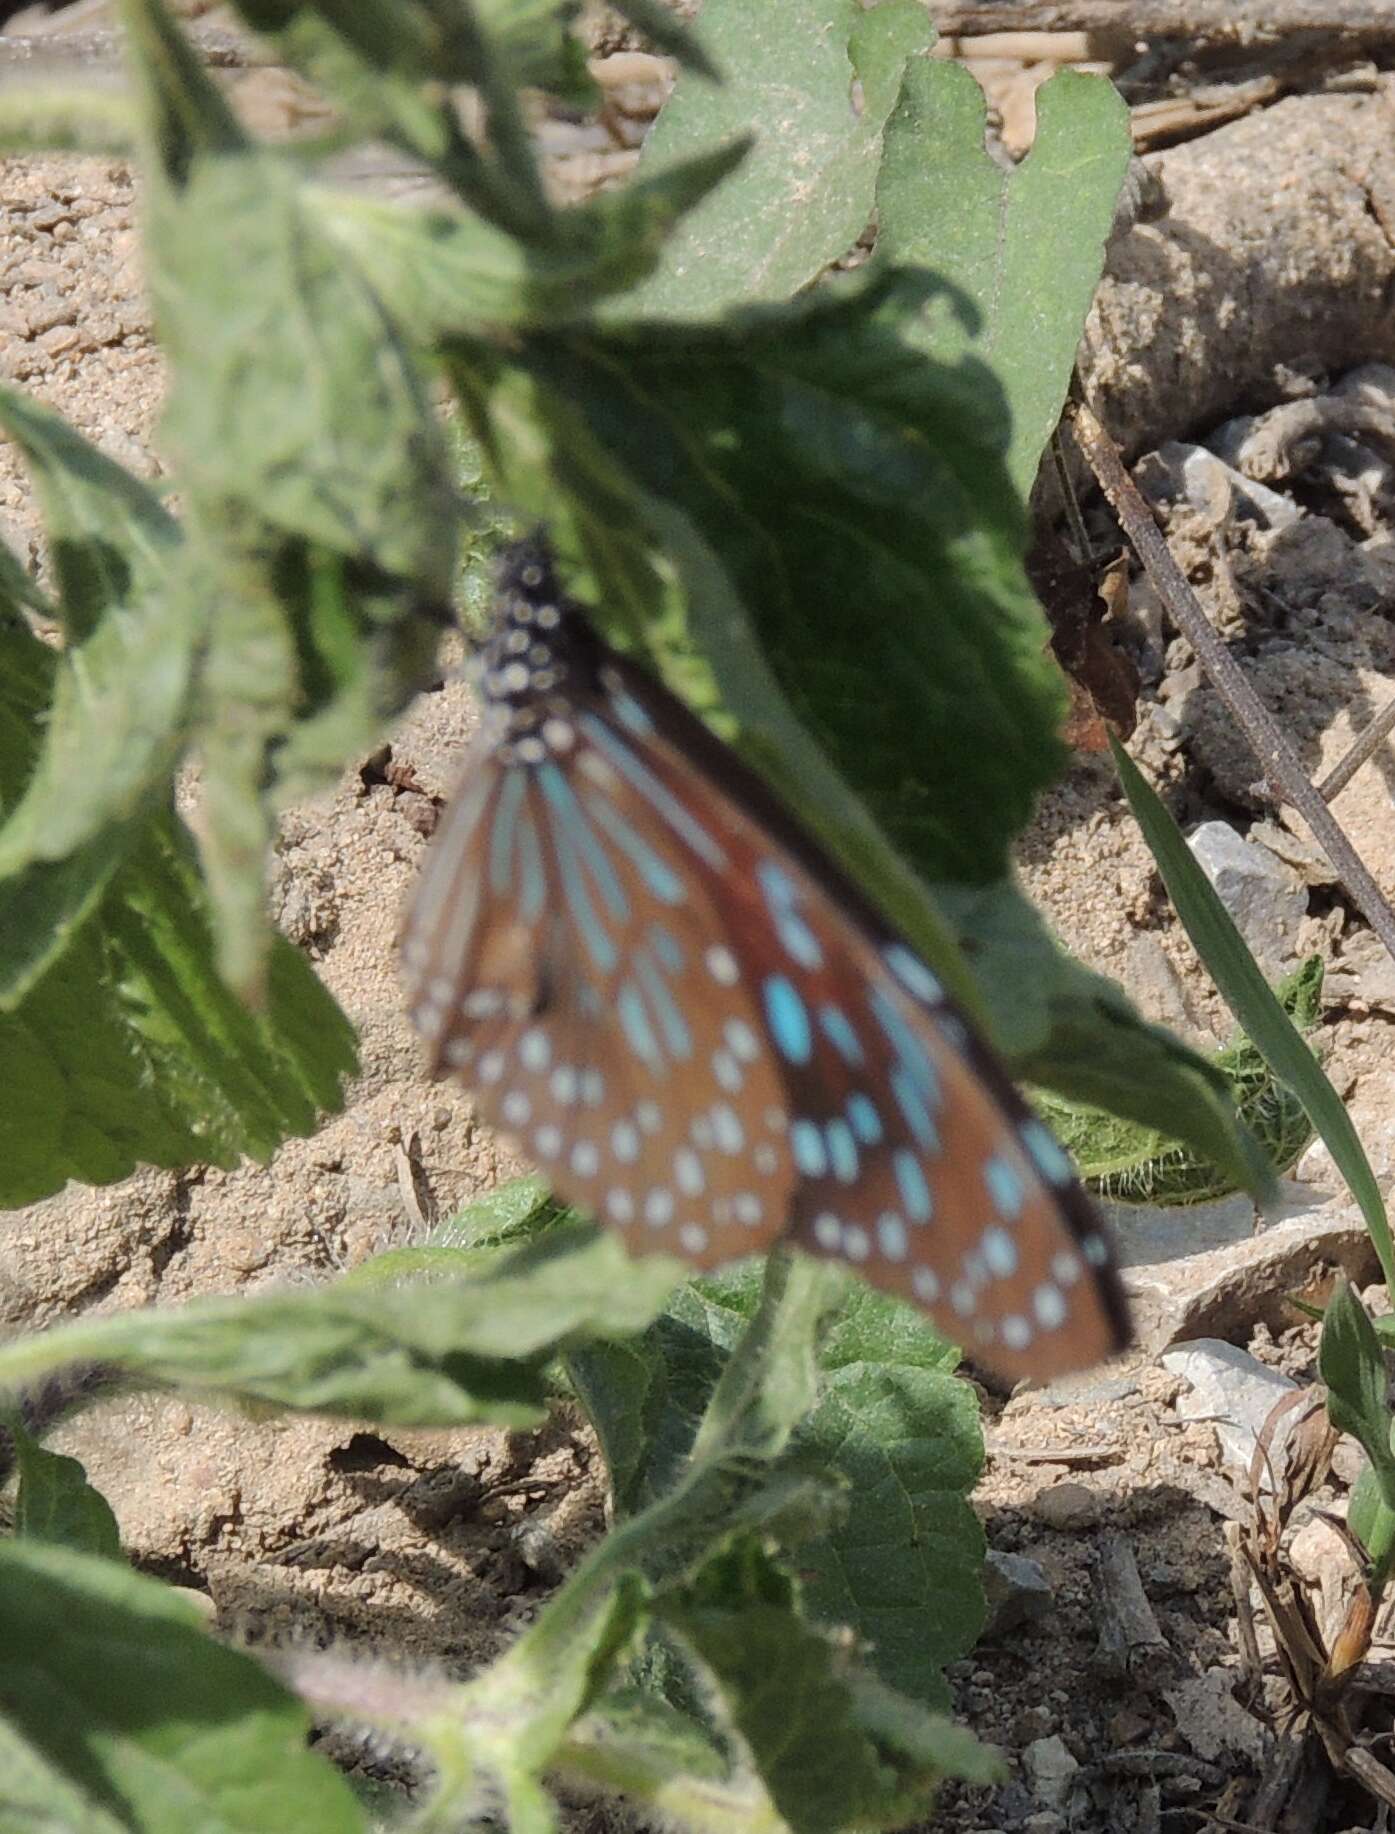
[1316,695,1395,804]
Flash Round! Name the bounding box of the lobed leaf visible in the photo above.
[623,0,932,318]
[878,64,1131,499]
[567,1256,984,1710]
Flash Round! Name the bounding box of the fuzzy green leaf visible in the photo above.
[878,63,1131,498]
[0,1228,681,1429]
[316,138,752,332]
[0,1541,363,1834]
[10,1428,122,1560]
[0,389,191,880]
[0,743,357,1207]
[624,0,932,317]
[661,1539,887,1834]
[568,1264,983,1710]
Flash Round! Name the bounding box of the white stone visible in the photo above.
[1023,1735,1078,1810]
[1159,1338,1298,1485]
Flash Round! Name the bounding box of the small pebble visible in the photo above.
[1033,1482,1101,1530]
[1023,1734,1079,1809]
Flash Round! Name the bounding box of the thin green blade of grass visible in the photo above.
[1110,735,1393,1289]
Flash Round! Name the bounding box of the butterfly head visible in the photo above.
[472,539,606,766]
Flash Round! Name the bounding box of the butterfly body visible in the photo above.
[404,540,1130,1381]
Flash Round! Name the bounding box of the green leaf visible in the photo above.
[623,0,932,317]
[429,1175,563,1247]
[10,1426,122,1560]
[1349,1462,1388,1562]
[0,613,128,1002]
[569,1265,766,1519]
[564,1660,1001,1829]
[568,1264,983,1710]
[794,1285,983,1708]
[1321,1280,1395,1522]
[152,156,455,594]
[0,1227,682,1429]
[0,1719,129,1834]
[0,1541,363,1833]
[1036,956,1324,1204]
[660,1539,886,1834]
[113,12,458,980]
[0,389,192,879]
[878,63,1131,498]
[1112,738,1387,1262]
[315,138,752,332]
[0,800,357,1207]
[473,272,1055,891]
[648,1538,1000,1827]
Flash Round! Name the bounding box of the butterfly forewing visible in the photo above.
[402,539,1131,1382]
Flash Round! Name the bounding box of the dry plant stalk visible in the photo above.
[1232,1384,1395,1813]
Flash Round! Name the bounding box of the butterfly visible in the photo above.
[402,536,1131,1381]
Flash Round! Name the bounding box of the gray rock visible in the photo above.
[982,1550,1054,1636]
[1187,822,1308,976]
[1033,1483,1100,1531]
[1116,1188,1378,1352]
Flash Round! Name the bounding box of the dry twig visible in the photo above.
[932,1,1395,41]
[1069,400,1395,970]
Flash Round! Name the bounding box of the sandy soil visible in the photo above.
[5,8,1395,1829]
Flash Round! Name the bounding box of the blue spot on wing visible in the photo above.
[546,809,618,973]
[846,1093,883,1145]
[538,763,629,922]
[757,860,823,969]
[825,1119,858,1183]
[763,975,812,1065]
[517,813,546,921]
[610,686,655,735]
[819,1004,865,1067]
[1020,1118,1074,1186]
[617,980,662,1071]
[891,1066,941,1153]
[985,1154,1026,1219]
[894,1149,934,1223]
[649,923,685,973]
[869,987,940,1101]
[791,1120,828,1177]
